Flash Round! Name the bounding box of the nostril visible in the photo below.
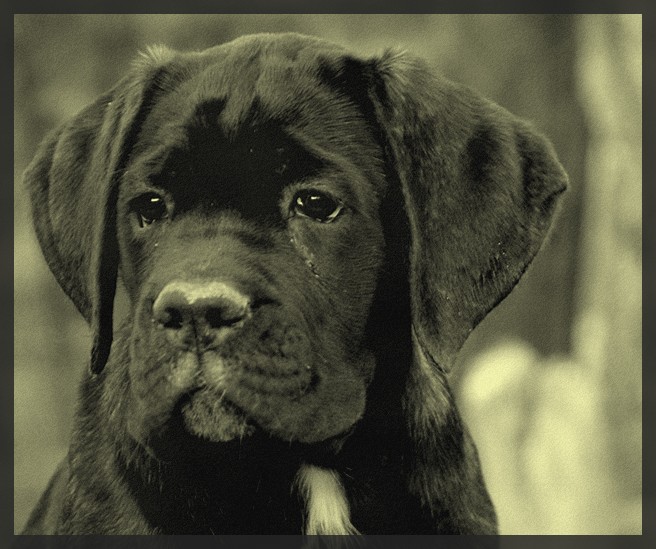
[152,295,185,329]
[162,308,184,330]
[251,297,276,310]
[205,306,246,329]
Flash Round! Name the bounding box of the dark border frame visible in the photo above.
[5,2,652,548]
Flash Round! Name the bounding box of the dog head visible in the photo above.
[25,33,566,460]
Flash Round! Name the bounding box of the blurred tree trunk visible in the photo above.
[574,14,642,528]
[457,15,641,534]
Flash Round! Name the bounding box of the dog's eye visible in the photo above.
[292,190,343,223]
[131,193,169,227]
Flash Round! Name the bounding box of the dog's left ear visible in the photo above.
[366,51,568,372]
[23,47,178,374]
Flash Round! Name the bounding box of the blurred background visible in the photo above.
[14,14,642,534]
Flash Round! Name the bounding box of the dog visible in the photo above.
[21,32,567,535]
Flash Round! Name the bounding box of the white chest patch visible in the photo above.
[295,463,360,535]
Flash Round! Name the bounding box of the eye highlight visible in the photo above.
[291,189,343,223]
[130,193,169,228]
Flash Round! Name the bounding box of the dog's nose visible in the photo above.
[152,281,251,350]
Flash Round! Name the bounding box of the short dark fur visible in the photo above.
[22,33,567,534]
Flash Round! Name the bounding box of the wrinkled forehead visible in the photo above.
[133,37,381,172]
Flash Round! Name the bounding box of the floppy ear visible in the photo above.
[358,51,567,533]
[368,51,568,372]
[23,47,177,374]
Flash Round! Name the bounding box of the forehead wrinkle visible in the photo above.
[188,67,258,129]
[134,42,385,203]
[188,43,318,131]
[207,49,339,131]
[159,42,363,145]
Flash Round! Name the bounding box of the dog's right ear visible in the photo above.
[23,46,177,374]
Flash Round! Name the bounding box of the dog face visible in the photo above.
[25,33,566,532]
[116,55,388,448]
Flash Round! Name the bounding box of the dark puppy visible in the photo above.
[22,33,566,534]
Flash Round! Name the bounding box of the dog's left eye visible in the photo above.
[131,193,169,227]
[292,190,343,223]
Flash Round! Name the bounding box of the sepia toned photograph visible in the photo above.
[14,13,641,536]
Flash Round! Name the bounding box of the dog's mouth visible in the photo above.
[129,319,370,456]
[178,388,257,443]
[141,385,356,468]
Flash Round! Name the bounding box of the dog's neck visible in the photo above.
[79,320,436,534]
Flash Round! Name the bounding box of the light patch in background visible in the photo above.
[458,14,641,533]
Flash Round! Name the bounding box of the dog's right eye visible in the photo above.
[131,193,169,228]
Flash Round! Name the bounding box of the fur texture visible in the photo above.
[296,464,359,535]
[22,33,566,535]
